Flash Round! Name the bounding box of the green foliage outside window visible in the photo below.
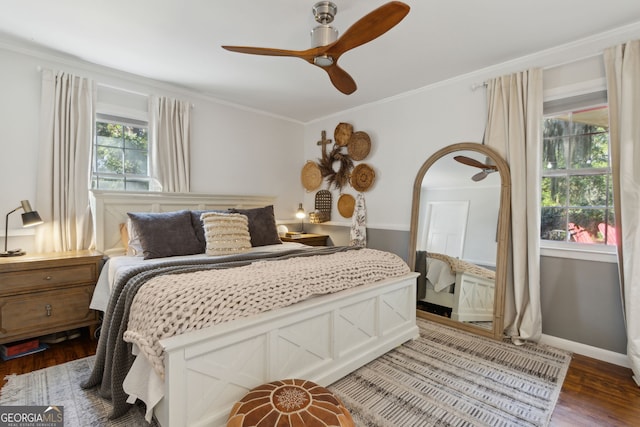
[92,119,150,191]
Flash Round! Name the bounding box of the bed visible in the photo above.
[419,252,495,322]
[86,190,419,427]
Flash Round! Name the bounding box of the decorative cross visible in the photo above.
[317,130,332,161]
[317,130,332,148]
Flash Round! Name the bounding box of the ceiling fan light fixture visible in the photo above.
[472,170,488,182]
[313,53,334,67]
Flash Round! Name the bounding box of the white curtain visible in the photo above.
[604,40,640,385]
[483,69,544,343]
[149,95,191,192]
[35,69,95,252]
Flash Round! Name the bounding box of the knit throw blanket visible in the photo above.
[124,248,410,380]
[427,251,495,280]
[82,246,409,419]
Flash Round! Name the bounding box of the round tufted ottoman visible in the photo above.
[227,379,354,427]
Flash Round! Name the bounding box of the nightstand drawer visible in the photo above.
[1,264,97,294]
[0,285,96,340]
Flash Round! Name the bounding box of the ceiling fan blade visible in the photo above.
[454,155,498,170]
[222,45,316,61]
[328,2,410,58]
[325,64,357,94]
[472,171,488,182]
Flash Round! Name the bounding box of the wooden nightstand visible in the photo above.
[280,233,329,247]
[0,250,103,345]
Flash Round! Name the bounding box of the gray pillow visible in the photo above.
[127,210,202,259]
[190,209,224,252]
[228,205,282,247]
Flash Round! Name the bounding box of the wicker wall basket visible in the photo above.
[334,122,353,146]
[310,189,332,223]
[301,161,322,191]
[337,193,356,218]
[347,131,371,161]
[350,163,375,192]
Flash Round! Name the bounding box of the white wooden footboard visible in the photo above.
[451,272,495,322]
[156,273,418,427]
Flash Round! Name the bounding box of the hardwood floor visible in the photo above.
[0,328,96,381]
[550,353,640,426]
[1,330,639,426]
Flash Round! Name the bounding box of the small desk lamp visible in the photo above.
[295,203,306,233]
[1,200,43,257]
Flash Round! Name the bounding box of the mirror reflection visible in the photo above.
[409,142,510,339]
[416,150,500,330]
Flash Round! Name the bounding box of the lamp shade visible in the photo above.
[22,210,43,227]
[295,203,306,219]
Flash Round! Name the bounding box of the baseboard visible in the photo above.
[540,334,630,368]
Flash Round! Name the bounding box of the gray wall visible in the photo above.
[307,224,627,354]
[540,256,626,353]
[304,224,410,262]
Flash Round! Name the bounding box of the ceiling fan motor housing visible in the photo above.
[311,1,338,66]
[313,1,337,24]
[311,25,338,48]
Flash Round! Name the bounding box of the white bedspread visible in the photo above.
[426,257,456,292]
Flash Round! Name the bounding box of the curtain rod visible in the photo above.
[471,82,488,91]
[36,65,194,108]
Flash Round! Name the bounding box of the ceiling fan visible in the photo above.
[454,155,499,182]
[221,1,410,95]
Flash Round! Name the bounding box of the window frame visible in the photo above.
[540,90,616,263]
[92,108,151,192]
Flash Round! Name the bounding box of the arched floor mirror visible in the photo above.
[408,142,511,340]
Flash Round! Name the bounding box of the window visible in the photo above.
[540,99,615,250]
[92,114,150,191]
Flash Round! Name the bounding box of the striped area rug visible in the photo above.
[328,318,571,427]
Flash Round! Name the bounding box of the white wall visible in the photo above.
[302,81,487,231]
[0,42,305,253]
[421,186,500,267]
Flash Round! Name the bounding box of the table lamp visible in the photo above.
[295,203,306,233]
[1,200,44,257]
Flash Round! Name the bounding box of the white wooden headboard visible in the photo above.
[90,190,276,255]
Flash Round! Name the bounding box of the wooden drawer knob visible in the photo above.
[45,304,52,316]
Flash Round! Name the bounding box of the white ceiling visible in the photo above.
[2,0,640,123]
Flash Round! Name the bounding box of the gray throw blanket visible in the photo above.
[82,246,358,419]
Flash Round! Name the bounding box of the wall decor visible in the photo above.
[301,160,322,191]
[309,189,332,223]
[347,131,371,161]
[304,126,376,219]
[317,127,353,191]
[334,122,353,146]
[337,193,356,218]
[350,163,375,192]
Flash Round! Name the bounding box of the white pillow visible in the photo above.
[202,212,252,256]
[126,218,144,256]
